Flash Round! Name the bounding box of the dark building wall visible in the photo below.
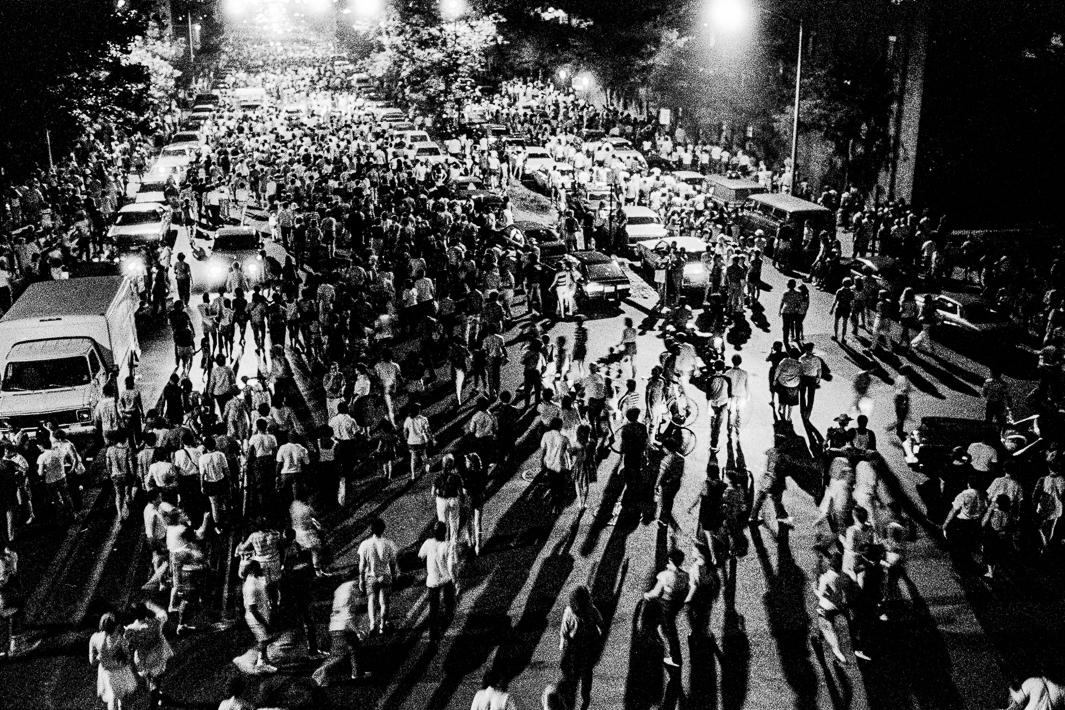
[911,0,1065,227]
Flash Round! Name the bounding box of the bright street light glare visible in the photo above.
[304,0,334,16]
[223,0,251,18]
[708,0,751,33]
[350,0,385,20]
[440,0,467,20]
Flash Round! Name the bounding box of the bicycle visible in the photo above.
[664,387,700,427]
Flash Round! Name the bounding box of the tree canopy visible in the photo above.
[0,0,169,176]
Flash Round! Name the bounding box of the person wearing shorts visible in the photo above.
[357,518,398,635]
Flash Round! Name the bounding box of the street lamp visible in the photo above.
[708,0,804,192]
[440,0,467,21]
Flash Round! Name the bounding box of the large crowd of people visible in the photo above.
[0,24,1062,710]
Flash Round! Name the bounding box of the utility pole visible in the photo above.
[188,14,195,62]
[789,17,803,194]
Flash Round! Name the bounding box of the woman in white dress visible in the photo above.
[88,612,137,710]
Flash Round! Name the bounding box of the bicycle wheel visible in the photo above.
[667,393,700,427]
[677,427,697,456]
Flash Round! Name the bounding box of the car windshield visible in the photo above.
[3,356,91,392]
[586,262,623,279]
[587,191,611,202]
[160,147,188,157]
[138,182,168,194]
[627,215,661,226]
[214,232,259,250]
[540,243,568,258]
[526,228,556,242]
[526,149,550,158]
[173,133,200,142]
[417,147,440,155]
[114,210,161,226]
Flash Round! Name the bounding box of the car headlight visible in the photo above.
[585,283,604,293]
[244,259,260,277]
[76,408,93,422]
[208,261,227,280]
[0,419,10,430]
[121,256,146,277]
[683,263,707,279]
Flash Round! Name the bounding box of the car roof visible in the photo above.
[572,250,612,264]
[636,236,709,252]
[672,171,705,179]
[747,192,831,214]
[622,205,659,217]
[216,227,258,237]
[118,203,167,213]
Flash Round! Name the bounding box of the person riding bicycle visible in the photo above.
[656,411,687,453]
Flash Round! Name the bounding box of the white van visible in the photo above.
[0,277,140,440]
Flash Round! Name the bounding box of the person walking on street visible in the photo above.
[798,343,823,419]
[891,366,913,439]
[357,518,399,635]
[174,253,192,307]
[312,575,371,686]
[643,548,690,668]
[773,346,802,421]
[656,438,686,529]
[706,361,732,451]
[239,561,278,674]
[779,279,803,344]
[471,671,518,710]
[559,584,603,709]
[981,368,1012,431]
[724,355,749,437]
[829,278,855,343]
[1003,676,1065,710]
[419,521,457,642]
[403,403,435,482]
[89,612,138,710]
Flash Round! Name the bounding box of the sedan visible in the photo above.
[529,162,574,193]
[108,203,174,252]
[571,250,630,303]
[569,183,614,219]
[202,226,267,292]
[522,147,554,174]
[916,292,1022,340]
[613,148,648,172]
[635,236,712,295]
[408,142,450,165]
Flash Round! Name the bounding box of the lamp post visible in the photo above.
[187,14,195,62]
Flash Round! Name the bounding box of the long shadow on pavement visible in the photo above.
[751,527,820,710]
[858,572,967,710]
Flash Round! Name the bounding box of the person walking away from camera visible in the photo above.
[559,584,603,709]
[357,517,398,635]
[829,278,855,343]
[312,573,370,686]
[419,521,457,642]
[89,612,138,710]
[798,343,823,419]
[644,548,690,669]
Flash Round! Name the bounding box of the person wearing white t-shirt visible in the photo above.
[275,434,309,493]
[966,438,999,475]
[403,402,434,482]
[357,518,398,635]
[418,522,456,642]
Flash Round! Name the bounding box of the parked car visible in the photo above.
[620,205,668,248]
[529,162,574,193]
[614,148,648,172]
[916,292,1023,340]
[571,250,630,303]
[521,146,554,174]
[569,182,615,220]
[634,236,711,297]
[669,171,708,198]
[644,153,677,172]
